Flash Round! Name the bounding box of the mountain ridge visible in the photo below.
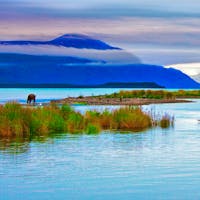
[0,82,164,89]
[0,34,199,88]
[0,34,119,50]
[0,63,199,88]
[0,53,102,64]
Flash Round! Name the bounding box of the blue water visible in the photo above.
[0,90,200,199]
[0,88,134,104]
[0,88,182,104]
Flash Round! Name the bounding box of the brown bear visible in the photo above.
[27,94,36,104]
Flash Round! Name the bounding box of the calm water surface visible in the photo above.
[0,88,135,104]
[0,88,182,104]
[0,90,200,200]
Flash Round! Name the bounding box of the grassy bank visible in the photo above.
[0,102,173,137]
[51,90,198,106]
[102,90,200,99]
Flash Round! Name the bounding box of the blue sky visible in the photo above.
[0,0,200,73]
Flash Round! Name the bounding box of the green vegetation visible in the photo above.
[72,102,88,105]
[0,102,173,138]
[173,90,200,98]
[101,90,200,99]
[159,115,174,128]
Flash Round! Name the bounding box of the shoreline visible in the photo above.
[51,97,193,106]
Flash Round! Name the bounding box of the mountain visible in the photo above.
[0,34,139,63]
[0,61,199,88]
[192,74,200,83]
[0,34,199,88]
[0,53,100,64]
[0,34,119,50]
[0,82,164,89]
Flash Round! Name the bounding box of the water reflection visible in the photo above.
[0,135,56,154]
[0,132,100,154]
[0,100,198,155]
[1,99,200,200]
[0,137,31,154]
[0,126,173,155]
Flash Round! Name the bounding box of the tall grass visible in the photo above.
[102,89,200,99]
[159,114,174,128]
[0,102,173,137]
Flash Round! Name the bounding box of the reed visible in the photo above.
[102,89,200,99]
[85,123,101,134]
[159,114,174,128]
[0,102,173,137]
[112,107,152,131]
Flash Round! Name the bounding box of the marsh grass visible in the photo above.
[103,89,200,99]
[0,102,173,137]
[159,114,174,128]
[85,123,101,134]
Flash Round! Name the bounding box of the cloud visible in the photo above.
[0,45,141,64]
[166,63,200,76]
[0,17,200,48]
[1,0,200,20]
[1,0,200,73]
[125,45,200,69]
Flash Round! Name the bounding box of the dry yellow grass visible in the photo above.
[0,102,173,137]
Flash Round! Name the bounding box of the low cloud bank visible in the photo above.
[166,63,200,76]
[0,45,141,64]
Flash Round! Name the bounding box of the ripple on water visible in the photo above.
[0,99,200,200]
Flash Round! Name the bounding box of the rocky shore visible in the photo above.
[51,96,192,106]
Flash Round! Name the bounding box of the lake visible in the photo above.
[0,88,135,104]
[0,89,200,199]
[0,88,183,104]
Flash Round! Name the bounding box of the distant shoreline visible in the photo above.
[0,82,164,88]
[51,97,192,106]
[51,90,200,105]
